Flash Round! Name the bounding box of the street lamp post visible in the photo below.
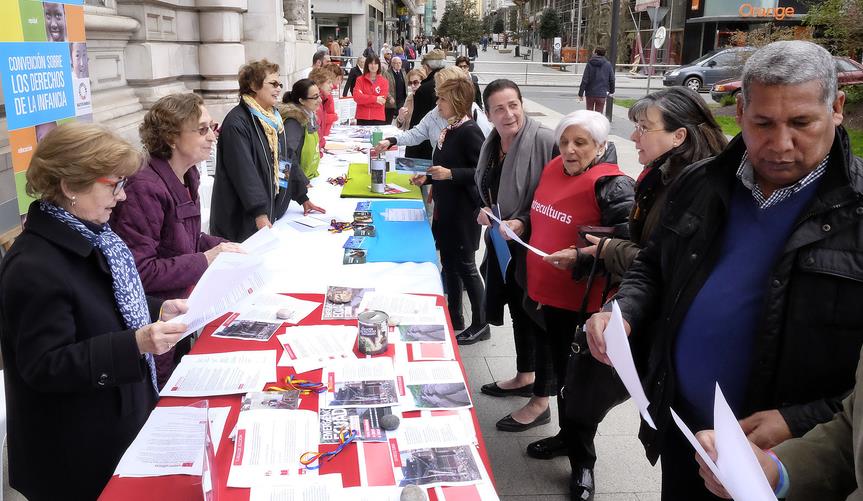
[604,0,620,121]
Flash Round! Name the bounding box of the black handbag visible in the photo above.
[562,238,630,425]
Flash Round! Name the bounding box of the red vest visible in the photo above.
[527,156,625,311]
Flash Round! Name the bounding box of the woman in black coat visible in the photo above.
[210,59,323,242]
[0,123,189,500]
[410,77,488,339]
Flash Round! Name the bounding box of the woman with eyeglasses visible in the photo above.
[455,55,482,110]
[0,123,189,500]
[211,59,325,242]
[280,79,324,180]
[395,67,427,130]
[537,87,727,500]
[111,93,244,387]
[353,55,390,126]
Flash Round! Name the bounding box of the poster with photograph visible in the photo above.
[395,445,484,488]
[397,361,472,410]
[322,358,399,408]
[393,157,433,175]
[240,391,300,411]
[322,286,373,320]
[212,319,280,342]
[319,406,392,443]
[0,1,89,215]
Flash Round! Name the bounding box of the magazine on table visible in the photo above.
[322,286,374,320]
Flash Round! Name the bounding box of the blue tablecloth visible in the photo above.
[365,200,438,264]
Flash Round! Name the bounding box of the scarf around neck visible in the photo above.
[437,115,469,151]
[242,94,284,193]
[39,201,158,393]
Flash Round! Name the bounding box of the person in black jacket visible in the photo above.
[578,47,615,113]
[586,40,863,501]
[410,77,488,340]
[0,123,189,501]
[456,55,483,110]
[210,59,322,242]
[406,49,446,160]
[343,56,365,97]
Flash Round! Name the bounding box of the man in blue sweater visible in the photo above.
[584,40,863,500]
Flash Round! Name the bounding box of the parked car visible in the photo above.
[663,46,756,92]
[709,56,863,103]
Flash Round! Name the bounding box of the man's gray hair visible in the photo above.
[741,41,837,108]
[553,110,610,150]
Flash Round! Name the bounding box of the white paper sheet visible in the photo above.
[396,361,472,411]
[226,409,319,488]
[115,406,229,477]
[603,301,656,429]
[277,326,358,373]
[160,350,277,397]
[231,293,321,326]
[242,226,285,255]
[357,291,438,318]
[395,415,474,448]
[294,214,332,229]
[670,408,723,481]
[713,385,777,501]
[480,208,549,257]
[382,208,425,221]
[168,252,270,339]
[248,474,344,500]
[342,486,403,501]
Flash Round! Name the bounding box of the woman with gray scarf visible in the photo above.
[471,79,559,432]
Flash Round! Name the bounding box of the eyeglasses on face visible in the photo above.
[409,80,421,85]
[457,64,469,69]
[192,122,219,136]
[304,94,322,101]
[266,80,284,89]
[632,123,666,137]
[96,176,129,196]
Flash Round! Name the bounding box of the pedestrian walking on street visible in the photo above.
[578,47,615,113]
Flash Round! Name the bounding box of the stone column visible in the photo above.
[283,0,311,42]
[196,0,248,117]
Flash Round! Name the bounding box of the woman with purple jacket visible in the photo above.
[111,93,244,386]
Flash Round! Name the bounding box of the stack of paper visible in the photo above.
[277,325,358,372]
[161,350,277,397]
[114,406,230,477]
[227,408,319,487]
[396,361,472,411]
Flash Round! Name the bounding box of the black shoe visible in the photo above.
[570,467,595,501]
[526,435,567,459]
[496,406,551,432]
[456,324,490,345]
[480,381,534,397]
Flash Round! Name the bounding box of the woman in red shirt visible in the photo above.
[309,67,337,151]
[352,55,389,125]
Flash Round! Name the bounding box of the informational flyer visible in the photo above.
[160,350,277,397]
[318,406,392,443]
[397,361,472,411]
[321,358,399,408]
[276,325,357,373]
[322,286,374,320]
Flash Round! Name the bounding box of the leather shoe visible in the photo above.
[526,435,567,459]
[495,406,551,432]
[456,324,491,345]
[480,381,534,397]
[570,467,594,501]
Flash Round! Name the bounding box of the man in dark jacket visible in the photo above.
[406,49,446,159]
[578,47,615,113]
[585,40,863,500]
[343,55,364,97]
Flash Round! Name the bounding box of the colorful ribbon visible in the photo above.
[299,429,358,470]
[266,375,326,396]
[328,220,354,233]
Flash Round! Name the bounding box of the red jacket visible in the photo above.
[318,92,337,149]
[352,73,388,121]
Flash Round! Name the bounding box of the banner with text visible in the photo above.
[0,0,90,215]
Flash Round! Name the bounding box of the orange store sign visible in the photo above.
[738,3,796,20]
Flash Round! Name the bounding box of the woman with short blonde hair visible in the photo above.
[2,122,189,500]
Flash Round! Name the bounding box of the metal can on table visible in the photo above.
[357,310,389,355]
[370,156,387,194]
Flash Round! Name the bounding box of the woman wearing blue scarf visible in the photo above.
[0,123,189,500]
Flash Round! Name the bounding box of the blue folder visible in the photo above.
[364,200,439,264]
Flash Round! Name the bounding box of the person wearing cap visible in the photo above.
[407,49,446,160]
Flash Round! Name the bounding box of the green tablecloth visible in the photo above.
[339,163,422,200]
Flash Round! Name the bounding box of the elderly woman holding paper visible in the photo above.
[111,93,245,387]
[471,78,556,414]
[0,123,188,500]
[524,110,634,498]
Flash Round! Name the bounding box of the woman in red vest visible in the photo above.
[352,55,389,125]
[522,110,635,498]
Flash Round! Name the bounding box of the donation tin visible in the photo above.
[357,310,389,355]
